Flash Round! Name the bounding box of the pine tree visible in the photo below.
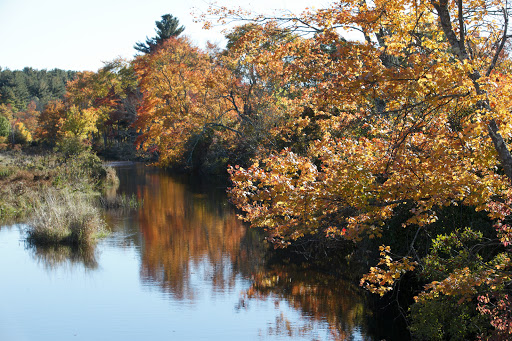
[134,14,185,54]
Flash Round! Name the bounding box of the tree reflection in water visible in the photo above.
[136,171,265,300]
[245,265,371,340]
[114,166,378,340]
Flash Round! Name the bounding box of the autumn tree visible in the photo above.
[94,60,141,158]
[0,68,76,145]
[220,23,309,156]
[133,36,236,168]
[67,61,140,155]
[224,0,512,255]
[133,26,310,171]
[14,100,39,137]
[215,1,512,338]
[38,62,141,156]
[36,72,101,146]
[36,99,66,142]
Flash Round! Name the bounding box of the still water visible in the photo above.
[0,164,378,341]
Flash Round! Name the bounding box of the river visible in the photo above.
[0,164,395,340]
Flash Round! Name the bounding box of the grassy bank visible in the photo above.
[0,149,116,246]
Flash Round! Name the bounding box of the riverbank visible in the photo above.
[0,149,116,246]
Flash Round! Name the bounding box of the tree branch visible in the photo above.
[486,6,509,77]
[431,0,512,184]
[457,0,466,55]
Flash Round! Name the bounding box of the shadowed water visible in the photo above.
[0,164,381,340]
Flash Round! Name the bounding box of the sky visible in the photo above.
[0,0,333,72]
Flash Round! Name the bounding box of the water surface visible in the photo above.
[0,165,378,340]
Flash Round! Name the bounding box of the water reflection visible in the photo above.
[243,265,371,340]
[134,169,263,300]
[27,243,98,270]
[0,166,385,340]
[114,165,376,340]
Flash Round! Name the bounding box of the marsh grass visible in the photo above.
[99,193,142,210]
[27,188,108,246]
[104,166,119,187]
[0,149,116,223]
[1,149,120,248]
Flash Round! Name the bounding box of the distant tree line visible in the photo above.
[0,67,76,112]
[0,67,77,145]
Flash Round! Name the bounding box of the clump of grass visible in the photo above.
[99,193,142,210]
[0,165,15,179]
[27,188,108,246]
[104,166,120,188]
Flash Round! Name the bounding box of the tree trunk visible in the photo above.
[432,0,512,183]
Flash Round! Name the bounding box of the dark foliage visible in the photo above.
[0,67,76,111]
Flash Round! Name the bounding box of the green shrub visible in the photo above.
[52,150,107,192]
[409,296,489,340]
[55,136,89,158]
[0,166,14,179]
[0,115,9,137]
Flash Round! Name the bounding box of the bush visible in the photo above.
[409,296,489,340]
[12,122,32,144]
[52,150,107,191]
[0,115,9,137]
[55,136,89,158]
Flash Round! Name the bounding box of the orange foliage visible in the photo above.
[133,37,238,167]
[136,171,251,299]
[133,32,305,169]
[36,100,66,141]
[222,0,512,322]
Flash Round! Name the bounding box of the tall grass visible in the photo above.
[27,188,108,246]
[1,149,120,247]
[0,149,118,223]
[104,166,119,187]
[99,193,142,210]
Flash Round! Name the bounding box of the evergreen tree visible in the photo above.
[134,14,185,54]
[0,68,76,111]
[0,115,9,137]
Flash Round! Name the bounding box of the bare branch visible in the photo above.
[486,6,509,77]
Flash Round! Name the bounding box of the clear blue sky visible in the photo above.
[0,0,330,71]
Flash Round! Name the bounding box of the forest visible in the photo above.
[1,1,512,339]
